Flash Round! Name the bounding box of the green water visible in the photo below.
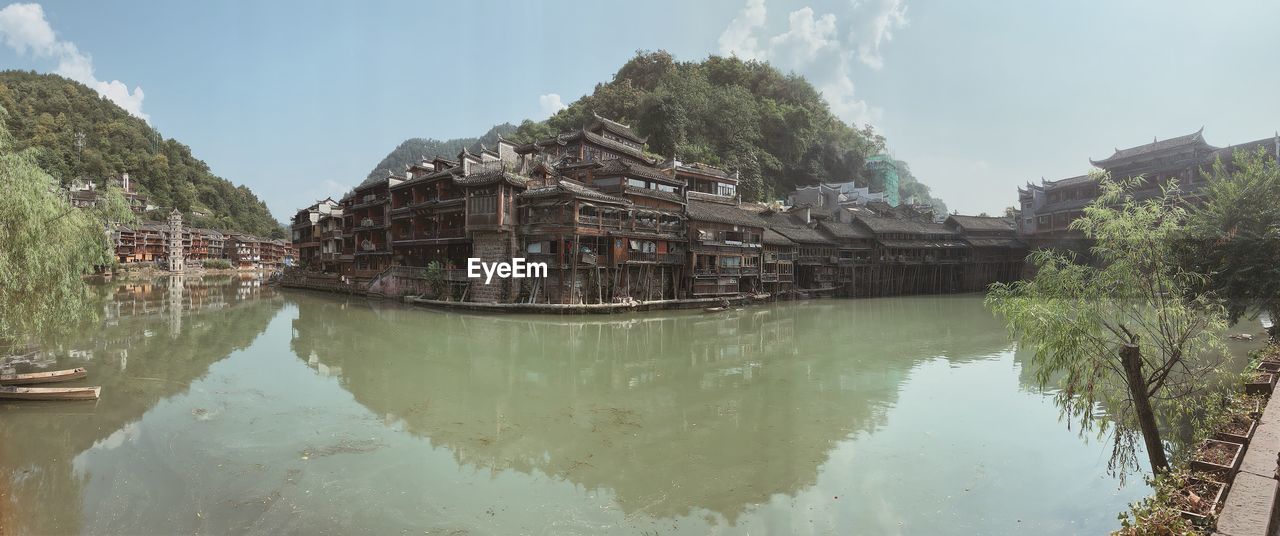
[1,276,1250,534]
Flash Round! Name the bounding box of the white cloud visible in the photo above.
[718,0,767,61]
[0,3,149,122]
[851,0,909,70]
[538,93,567,117]
[716,0,910,127]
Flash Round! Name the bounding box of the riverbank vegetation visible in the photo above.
[202,258,232,270]
[988,174,1230,476]
[0,105,134,349]
[0,71,283,238]
[1177,149,1280,338]
[988,148,1280,533]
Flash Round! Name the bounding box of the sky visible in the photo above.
[1,0,1278,221]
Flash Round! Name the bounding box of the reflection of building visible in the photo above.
[0,277,282,536]
[287,294,1014,523]
[1018,129,1280,240]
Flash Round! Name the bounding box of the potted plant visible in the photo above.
[1246,371,1276,395]
[1190,439,1244,475]
[1212,411,1258,445]
[1236,393,1266,418]
[1172,476,1227,525]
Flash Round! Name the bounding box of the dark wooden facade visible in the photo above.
[286,113,1031,303]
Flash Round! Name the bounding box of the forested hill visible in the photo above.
[0,70,283,238]
[510,51,946,210]
[366,123,517,181]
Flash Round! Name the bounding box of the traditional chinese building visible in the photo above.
[1019,129,1280,242]
[944,215,1025,290]
[349,172,399,276]
[291,198,338,269]
[283,113,1030,303]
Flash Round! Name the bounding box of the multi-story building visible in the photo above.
[669,161,761,297]
[1019,129,1280,242]
[291,198,338,269]
[349,172,399,275]
[286,114,1029,303]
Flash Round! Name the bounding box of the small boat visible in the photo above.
[0,386,101,401]
[0,367,88,386]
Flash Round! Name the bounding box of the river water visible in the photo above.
[0,276,1261,534]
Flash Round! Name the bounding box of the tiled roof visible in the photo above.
[762,229,794,246]
[1091,128,1216,166]
[518,179,630,205]
[850,214,956,236]
[580,130,652,162]
[454,168,528,188]
[946,215,1016,232]
[849,213,952,236]
[590,113,647,144]
[670,161,733,181]
[756,211,833,244]
[622,186,685,205]
[595,159,681,184]
[685,198,765,227]
[964,237,1026,248]
[1044,174,1096,190]
[818,220,873,240]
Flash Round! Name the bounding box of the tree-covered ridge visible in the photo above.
[366,123,517,181]
[509,51,946,208]
[0,70,284,238]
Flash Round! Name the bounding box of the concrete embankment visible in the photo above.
[1215,379,1280,535]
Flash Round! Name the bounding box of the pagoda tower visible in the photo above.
[167,209,185,272]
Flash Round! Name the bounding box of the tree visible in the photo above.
[986,174,1228,476]
[423,261,446,300]
[0,106,135,348]
[0,70,280,236]
[1177,148,1280,336]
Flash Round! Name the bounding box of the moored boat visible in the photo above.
[0,367,88,386]
[0,386,101,401]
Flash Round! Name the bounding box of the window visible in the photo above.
[717,183,736,197]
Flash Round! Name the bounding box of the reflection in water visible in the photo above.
[289,297,1016,525]
[0,288,1226,534]
[0,276,281,535]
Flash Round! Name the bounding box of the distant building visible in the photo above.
[787,182,888,211]
[1018,129,1280,241]
[864,155,900,207]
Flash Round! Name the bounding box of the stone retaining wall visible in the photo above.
[1215,389,1280,535]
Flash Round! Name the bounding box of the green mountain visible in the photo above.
[503,51,945,209]
[0,70,284,238]
[366,123,517,181]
